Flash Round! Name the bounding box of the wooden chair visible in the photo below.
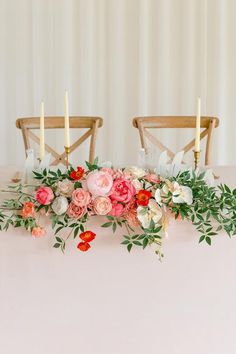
[16,116,103,166]
[133,116,219,165]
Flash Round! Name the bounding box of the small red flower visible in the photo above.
[77,242,91,252]
[79,231,96,242]
[136,190,152,207]
[70,167,84,180]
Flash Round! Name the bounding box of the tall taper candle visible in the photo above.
[39,101,45,160]
[64,91,70,147]
[195,97,201,152]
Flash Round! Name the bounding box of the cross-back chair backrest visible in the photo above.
[133,116,219,165]
[16,116,103,166]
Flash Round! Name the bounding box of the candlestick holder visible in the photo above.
[193,150,201,170]
[64,146,70,169]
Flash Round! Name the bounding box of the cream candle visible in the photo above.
[39,101,45,160]
[64,91,70,147]
[195,98,201,152]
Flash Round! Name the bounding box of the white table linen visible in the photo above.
[0,166,236,354]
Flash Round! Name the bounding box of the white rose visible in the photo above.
[137,199,162,229]
[124,166,146,179]
[172,182,193,205]
[51,196,69,215]
[57,179,74,197]
[132,179,143,191]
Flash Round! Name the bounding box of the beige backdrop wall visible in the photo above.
[0,0,236,166]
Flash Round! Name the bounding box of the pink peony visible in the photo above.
[31,226,46,238]
[86,170,113,197]
[72,188,91,207]
[67,202,86,219]
[36,187,54,205]
[109,202,124,217]
[92,196,112,215]
[109,178,136,204]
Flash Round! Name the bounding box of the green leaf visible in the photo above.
[199,235,205,243]
[133,241,142,246]
[127,243,133,253]
[121,240,130,245]
[143,237,148,249]
[112,223,117,233]
[101,222,112,228]
[53,243,61,248]
[205,236,212,245]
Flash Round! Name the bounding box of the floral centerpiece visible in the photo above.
[0,159,235,260]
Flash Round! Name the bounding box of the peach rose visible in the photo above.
[21,201,35,218]
[145,174,161,184]
[67,202,86,219]
[36,187,54,205]
[86,170,113,197]
[57,179,74,197]
[31,226,46,238]
[92,196,112,215]
[109,178,136,204]
[72,188,91,207]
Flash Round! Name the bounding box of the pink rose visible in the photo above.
[109,178,136,204]
[67,202,86,219]
[109,202,124,217]
[145,174,161,184]
[86,170,113,197]
[36,187,54,205]
[92,196,112,215]
[31,226,46,238]
[72,188,91,207]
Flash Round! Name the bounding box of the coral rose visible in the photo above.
[92,196,112,215]
[21,201,35,218]
[36,187,54,205]
[72,188,91,207]
[57,179,74,197]
[109,178,136,204]
[31,226,46,238]
[86,170,113,197]
[109,202,124,217]
[79,231,96,242]
[67,202,86,219]
[77,241,91,252]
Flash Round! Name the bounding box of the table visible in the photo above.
[0,166,236,354]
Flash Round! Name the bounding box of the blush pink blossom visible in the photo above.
[36,187,54,205]
[31,226,46,238]
[86,170,113,197]
[109,202,124,217]
[145,174,161,184]
[109,178,136,204]
[67,202,86,219]
[72,188,91,207]
[92,196,112,215]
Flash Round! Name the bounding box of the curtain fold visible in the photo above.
[0,0,235,166]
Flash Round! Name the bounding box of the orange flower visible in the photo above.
[31,227,46,238]
[77,241,91,252]
[21,201,35,218]
[70,167,84,180]
[79,231,96,242]
[136,190,152,207]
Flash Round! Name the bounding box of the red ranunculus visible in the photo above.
[79,231,96,242]
[70,167,84,180]
[77,241,91,252]
[136,190,152,206]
